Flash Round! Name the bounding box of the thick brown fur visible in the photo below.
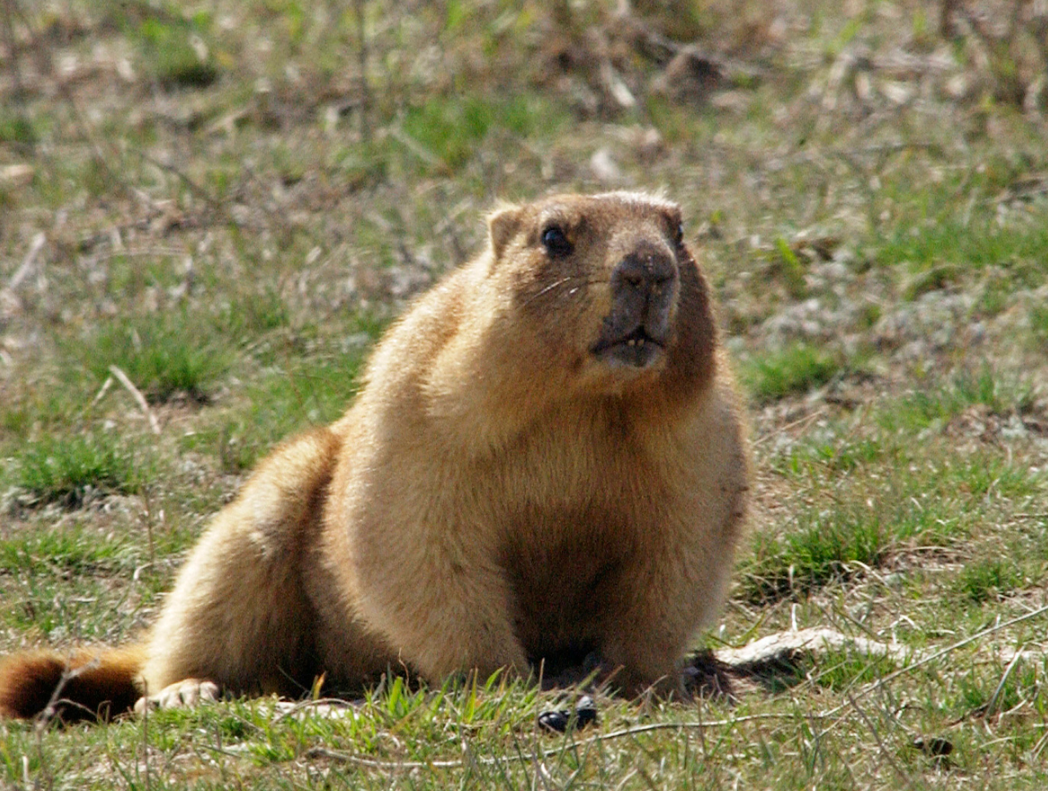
[0,192,749,720]
[0,646,144,722]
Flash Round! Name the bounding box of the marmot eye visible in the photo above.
[541,225,573,257]
[674,222,684,245]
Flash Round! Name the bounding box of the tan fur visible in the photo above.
[0,192,748,719]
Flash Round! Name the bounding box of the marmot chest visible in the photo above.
[488,433,672,661]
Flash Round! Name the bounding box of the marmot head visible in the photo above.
[484,192,716,401]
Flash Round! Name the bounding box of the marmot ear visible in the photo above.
[487,204,523,258]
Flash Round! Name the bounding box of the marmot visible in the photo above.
[0,192,749,721]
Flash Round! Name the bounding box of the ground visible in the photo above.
[1,0,1047,788]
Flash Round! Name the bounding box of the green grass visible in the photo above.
[742,507,891,602]
[131,8,219,88]
[185,350,370,472]
[740,343,843,403]
[877,200,1048,279]
[0,529,128,576]
[811,647,899,693]
[955,558,1023,604]
[400,93,568,174]
[1030,303,1048,346]
[743,406,1043,603]
[82,312,231,405]
[878,366,1034,433]
[14,434,143,508]
[0,527,156,639]
[216,288,292,343]
[0,111,38,145]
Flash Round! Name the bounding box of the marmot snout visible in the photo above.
[594,237,680,369]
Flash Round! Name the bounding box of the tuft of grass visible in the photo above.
[901,261,960,300]
[1030,303,1048,347]
[741,510,891,602]
[807,436,884,473]
[743,425,1039,604]
[400,93,565,174]
[183,333,376,472]
[83,312,231,405]
[0,111,38,145]
[955,558,1022,604]
[132,10,219,89]
[812,647,899,693]
[0,529,126,578]
[952,657,1043,719]
[879,208,1048,284]
[880,366,1034,433]
[773,237,808,298]
[741,343,842,403]
[15,434,142,508]
[217,289,291,341]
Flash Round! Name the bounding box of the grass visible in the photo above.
[955,558,1024,604]
[400,93,568,175]
[82,312,231,405]
[3,0,1048,787]
[129,6,219,89]
[740,343,843,403]
[13,433,142,508]
[878,366,1035,434]
[742,407,1044,603]
[186,347,371,472]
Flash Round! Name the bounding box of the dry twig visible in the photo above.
[109,365,162,435]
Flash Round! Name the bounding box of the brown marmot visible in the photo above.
[0,192,749,721]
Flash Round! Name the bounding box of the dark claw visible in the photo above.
[912,736,953,757]
[575,695,597,727]
[537,709,571,733]
[537,695,599,733]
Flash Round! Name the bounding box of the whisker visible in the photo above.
[521,277,574,306]
[521,276,608,307]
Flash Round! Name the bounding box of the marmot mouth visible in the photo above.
[591,327,665,368]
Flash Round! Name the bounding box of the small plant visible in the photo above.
[884,366,1034,432]
[877,199,1048,280]
[776,435,887,476]
[217,289,290,341]
[1030,304,1048,346]
[400,93,563,174]
[741,343,841,403]
[0,529,123,577]
[740,511,890,602]
[955,558,1021,603]
[0,111,37,145]
[813,647,898,693]
[773,237,808,298]
[133,10,218,88]
[953,657,1039,718]
[15,434,141,508]
[201,351,368,472]
[86,313,230,404]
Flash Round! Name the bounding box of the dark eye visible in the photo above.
[674,222,684,245]
[541,225,573,257]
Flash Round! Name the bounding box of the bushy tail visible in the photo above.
[0,645,146,723]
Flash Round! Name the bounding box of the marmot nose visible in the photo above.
[612,249,677,297]
[609,246,678,338]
